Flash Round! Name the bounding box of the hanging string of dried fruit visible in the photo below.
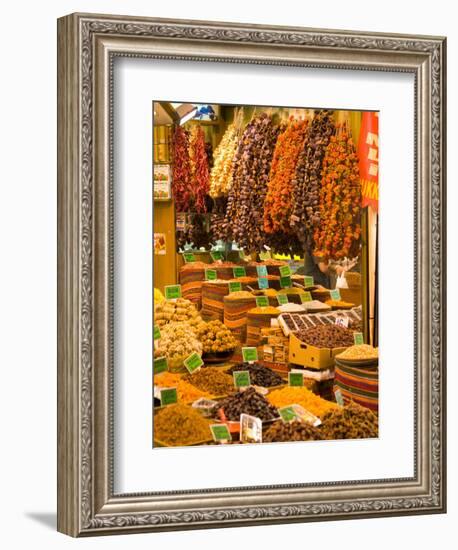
[189,125,210,213]
[313,123,361,260]
[171,126,192,212]
[223,113,280,251]
[209,110,243,198]
[290,110,336,248]
[263,118,309,236]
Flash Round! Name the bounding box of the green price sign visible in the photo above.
[288,372,304,387]
[276,294,289,305]
[353,332,364,345]
[154,325,161,340]
[279,406,297,423]
[280,275,292,288]
[183,352,203,374]
[233,266,246,278]
[229,281,242,293]
[182,252,196,263]
[330,289,341,301]
[279,265,291,277]
[210,424,232,442]
[238,250,246,260]
[165,284,182,300]
[154,356,168,375]
[160,387,177,406]
[255,296,269,308]
[259,250,272,261]
[233,370,251,388]
[300,292,312,303]
[304,276,314,287]
[256,265,268,277]
[210,251,223,262]
[242,347,258,363]
[334,389,344,406]
[258,277,269,289]
[205,269,217,281]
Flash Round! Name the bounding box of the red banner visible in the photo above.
[358,112,379,212]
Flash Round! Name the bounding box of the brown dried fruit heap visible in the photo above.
[296,324,354,348]
[320,402,378,440]
[226,362,285,388]
[215,387,278,421]
[183,368,235,396]
[154,404,211,446]
[264,420,322,442]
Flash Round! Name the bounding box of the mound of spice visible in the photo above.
[154,403,212,446]
[224,291,254,300]
[267,386,339,418]
[320,402,378,439]
[264,420,322,443]
[325,299,355,309]
[337,344,378,360]
[183,368,235,396]
[247,306,280,315]
[295,325,354,348]
[226,362,285,388]
[215,387,278,421]
[154,372,211,403]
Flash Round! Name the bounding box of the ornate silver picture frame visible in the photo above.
[57,13,446,536]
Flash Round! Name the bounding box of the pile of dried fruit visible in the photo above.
[154,372,211,402]
[313,124,361,259]
[154,298,201,328]
[290,110,335,247]
[325,299,354,309]
[267,386,339,418]
[224,113,280,251]
[154,321,203,369]
[215,387,278,421]
[264,118,309,235]
[264,420,322,442]
[295,324,354,348]
[320,401,378,439]
[154,403,211,446]
[226,362,285,388]
[337,344,378,360]
[195,320,238,353]
[183,368,235,396]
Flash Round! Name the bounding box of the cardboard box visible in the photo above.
[288,332,348,370]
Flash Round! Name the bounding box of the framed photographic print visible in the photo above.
[57,13,446,536]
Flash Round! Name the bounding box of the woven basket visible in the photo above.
[334,358,379,412]
[223,296,257,342]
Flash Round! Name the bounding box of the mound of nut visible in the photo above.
[296,324,354,348]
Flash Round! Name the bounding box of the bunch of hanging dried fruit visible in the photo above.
[313,123,361,260]
[223,113,280,252]
[263,117,309,236]
[209,118,241,198]
[189,125,210,213]
[290,110,336,248]
[172,126,192,212]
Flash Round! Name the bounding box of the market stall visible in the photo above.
[153,102,379,447]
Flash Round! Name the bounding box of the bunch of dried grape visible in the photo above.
[223,113,280,251]
[290,110,335,248]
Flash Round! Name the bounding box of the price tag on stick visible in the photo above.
[182,252,196,263]
[154,356,168,375]
[233,266,246,278]
[258,277,269,289]
[256,265,268,277]
[242,347,258,363]
[210,251,223,262]
[304,276,314,287]
[300,292,312,303]
[255,296,269,308]
[164,284,182,300]
[330,289,341,301]
[280,276,292,288]
[334,389,344,406]
[160,387,177,406]
[154,325,161,340]
[279,406,297,423]
[229,281,242,293]
[205,269,217,281]
[288,372,304,387]
[210,424,232,443]
[183,352,203,374]
[276,294,288,305]
[353,332,364,345]
[233,370,251,388]
[279,265,291,277]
